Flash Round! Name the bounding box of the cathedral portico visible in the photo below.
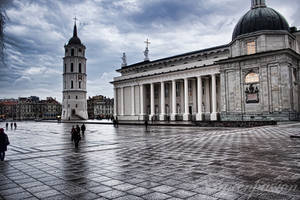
[113,66,221,122]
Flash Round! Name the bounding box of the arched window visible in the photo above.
[71,81,73,89]
[79,81,81,89]
[79,63,82,73]
[76,96,78,99]
[71,63,73,72]
[71,49,74,56]
[245,72,259,84]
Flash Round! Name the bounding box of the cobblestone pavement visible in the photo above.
[0,122,300,200]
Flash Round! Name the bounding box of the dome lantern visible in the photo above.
[251,0,266,9]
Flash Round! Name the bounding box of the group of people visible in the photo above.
[71,124,86,148]
[0,128,9,161]
[5,122,17,130]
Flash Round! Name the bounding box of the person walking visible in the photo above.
[10,122,13,130]
[72,127,81,148]
[14,122,17,130]
[5,123,8,130]
[76,125,80,135]
[81,124,86,135]
[145,119,148,132]
[115,116,119,128]
[71,126,76,141]
[0,128,10,161]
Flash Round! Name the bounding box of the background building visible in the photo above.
[87,95,114,119]
[112,0,300,122]
[0,97,61,120]
[39,97,62,120]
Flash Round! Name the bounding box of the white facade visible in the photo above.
[61,23,88,120]
[112,0,300,122]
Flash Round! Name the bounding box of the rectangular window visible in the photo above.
[176,82,180,97]
[71,81,73,89]
[247,41,256,55]
[71,49,74,56]
[154,85,158,99]
[165,83,169,98]
[79,63,82,73]
[188,80,192,97]
[71,63,74,72]
[79,82,81,89]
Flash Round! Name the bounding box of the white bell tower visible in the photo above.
[62,19,88,120]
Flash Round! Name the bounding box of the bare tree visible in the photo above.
[0,0,9,64]
[0,12,5,63]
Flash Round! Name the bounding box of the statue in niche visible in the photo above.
[245,84,259,103]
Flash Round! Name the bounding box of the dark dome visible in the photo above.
[67,23,82,45]
[232,7,290,40]
[68,36,82,45]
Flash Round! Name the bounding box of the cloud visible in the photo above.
[0,0,299,102]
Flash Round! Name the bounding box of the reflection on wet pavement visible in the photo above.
[0,121,300,199]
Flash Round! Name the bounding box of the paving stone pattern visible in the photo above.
[0,122,300,200]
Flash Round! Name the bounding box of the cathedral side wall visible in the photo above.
[221,53,299,121]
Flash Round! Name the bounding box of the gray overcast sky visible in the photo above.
[0,0,299,102]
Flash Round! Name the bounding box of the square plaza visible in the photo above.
[0,122,300,199]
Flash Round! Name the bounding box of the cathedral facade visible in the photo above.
[61,22,88,120]
[112,0,300,122]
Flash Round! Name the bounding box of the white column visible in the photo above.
[205,78,210,114]
[150,83,155,118]
[183,78,189,121]
[140,84,144,116]
[160,81,165,121]
[171,80,177,121]
[120,87,124,116]
[131,85,135,116]
[211,74,217,121]
[196,76,203,121]
[113,88,117,117]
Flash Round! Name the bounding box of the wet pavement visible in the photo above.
[0,121,300,200]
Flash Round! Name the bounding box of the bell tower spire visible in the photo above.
[251,0,266,9]
[73,17,78,37]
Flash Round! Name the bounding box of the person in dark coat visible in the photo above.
[145,119,148,131]
[0,128,10,161]
[72,127,81,148]
[10,122,13,130]
[76,125,80,135]
[71,126,76,141]
[115,117,119,128]
[81,124,86,135]
[5,123,8,130]
[14,122,17,130]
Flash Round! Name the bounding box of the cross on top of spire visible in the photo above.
[144,38,151,49]
[73,16,78,25]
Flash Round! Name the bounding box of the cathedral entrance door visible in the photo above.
[189,106,192,115]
